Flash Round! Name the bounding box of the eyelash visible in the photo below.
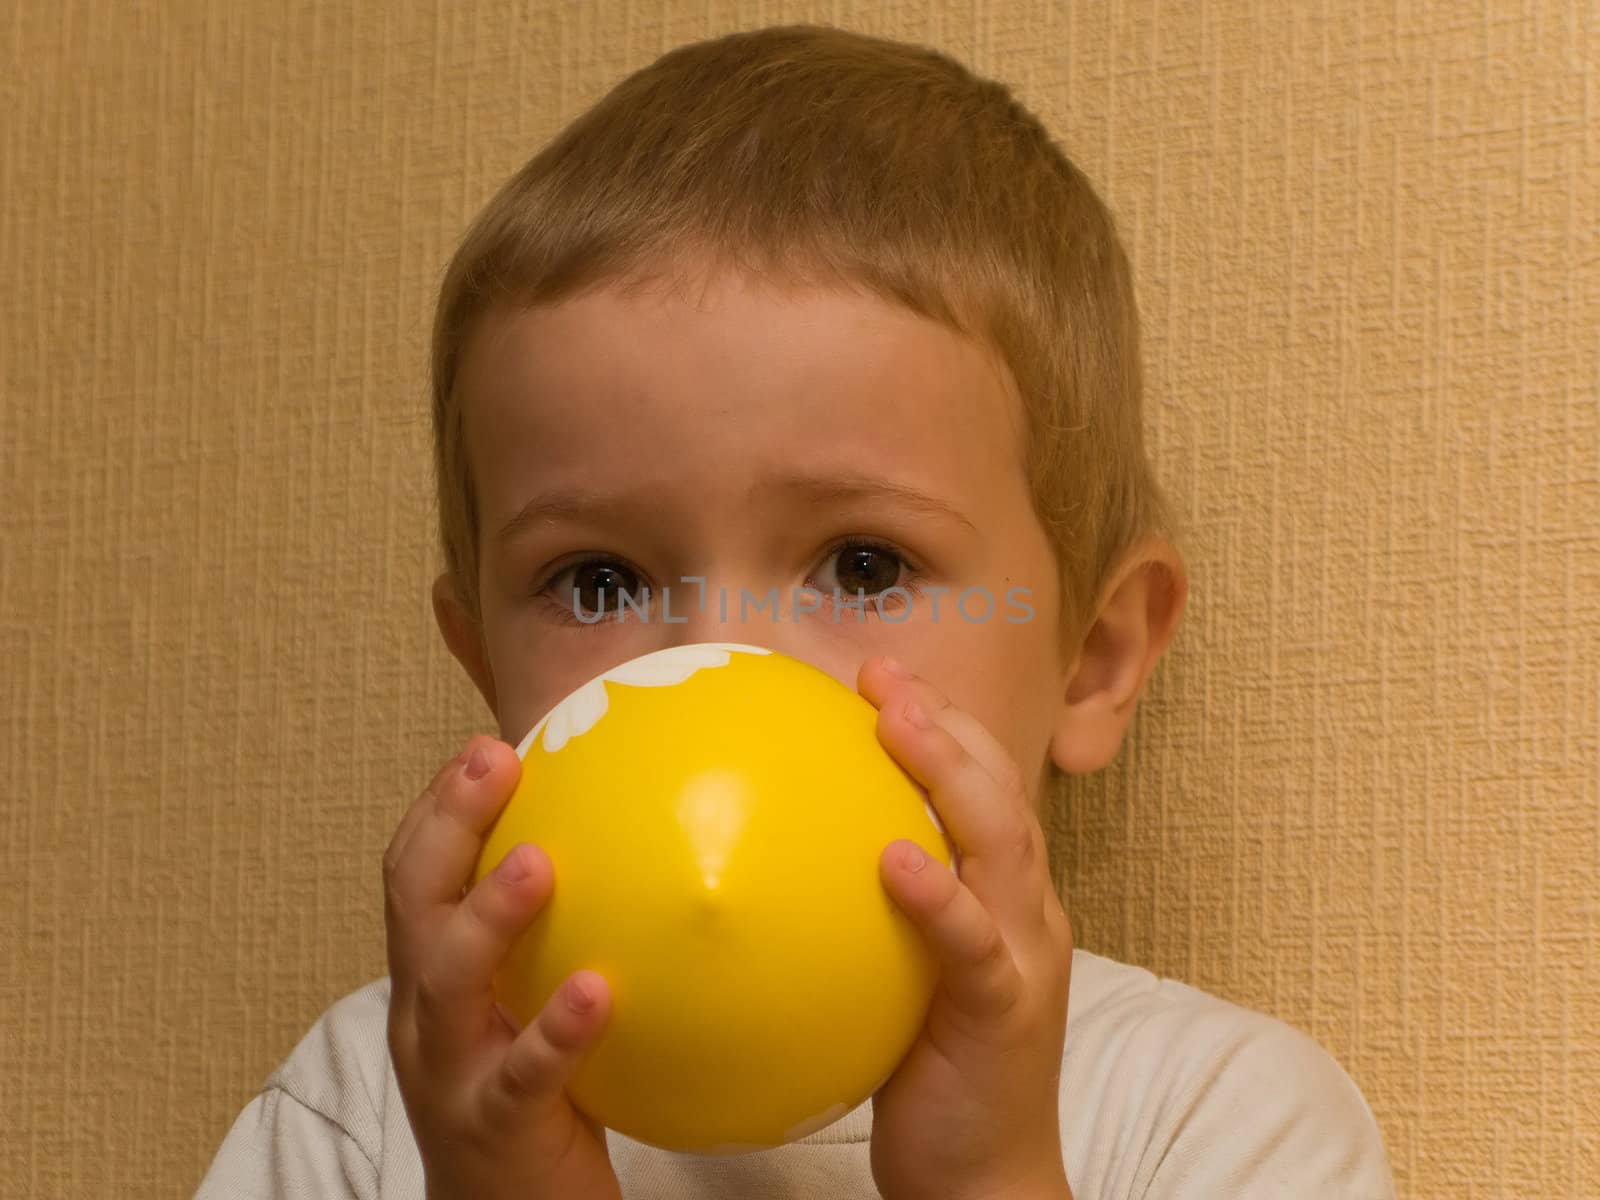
[531,537,925,627]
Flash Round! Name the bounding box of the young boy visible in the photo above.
[197,24,1395,1199]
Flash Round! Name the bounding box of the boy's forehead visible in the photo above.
[457,278,1027,506]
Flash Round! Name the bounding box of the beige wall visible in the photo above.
[3,3,1595,1197]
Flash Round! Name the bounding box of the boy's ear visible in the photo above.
[1049,535,1187,775]
[432,573,499,715]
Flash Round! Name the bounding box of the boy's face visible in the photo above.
[444,267,1079,807]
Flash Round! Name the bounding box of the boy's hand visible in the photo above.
[383,736,622,1200]
[858,657,1075,1200]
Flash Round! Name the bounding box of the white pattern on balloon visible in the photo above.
[515,643,774,757]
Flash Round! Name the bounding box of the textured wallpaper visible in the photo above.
[2,3,1596,1197]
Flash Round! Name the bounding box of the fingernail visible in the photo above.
[464,746,491,780]
[881,655,915,679]
[900,842,928,872]
[498,845,531,881]
[566,977,595,1014]
[903,700,933,729]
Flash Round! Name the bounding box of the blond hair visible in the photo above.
[431,23,1174,651]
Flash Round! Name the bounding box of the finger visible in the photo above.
[414,842,556,1070]
[880,840,1025,1028]
[384,736,522,961]
[383,747,479,986]
[857,656,1031,807]
[392,735,517,888]
[479,969,613,1131]
[383,743,474,904]
[875,695,1050,932]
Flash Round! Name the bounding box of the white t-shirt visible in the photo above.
[194,949,1395,1198]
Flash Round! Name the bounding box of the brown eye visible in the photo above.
[829,543,905,597]
[554,560,647,615]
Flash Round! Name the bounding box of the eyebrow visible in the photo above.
[493,471,977,548]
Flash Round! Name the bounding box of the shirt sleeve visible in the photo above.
[193,1084,379,1200]
[1140,1015,1396,1199]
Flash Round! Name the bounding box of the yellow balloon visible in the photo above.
[472,642,953,1154]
